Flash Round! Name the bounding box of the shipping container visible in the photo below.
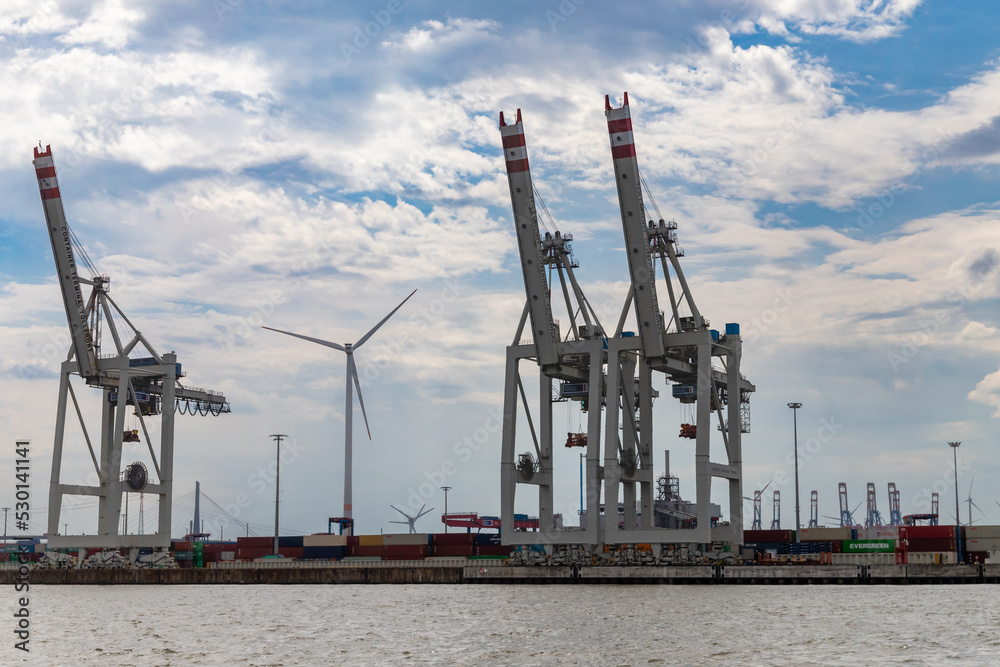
[350,545,384,558]
[347,536,360,547]
[474,545,512,557]
[799,527,852,542]
[174,551,193,560]
[856,526,900,540]
[743,530,795,544]
[303,545,346,560]
[431,533,476,546]
[964,550,989,564]
[383,533,431,546]
[473,533,503,546]
[278,547,303,559]
[278,536,304,549]
[221,552,235,561]
[905,538,956,553]
[900,525,956,540]
[357,535,384,547]
[304,534,348,547]
[842,540,896,553]
[965,525,1000,540]
[236,548,274,560]
[382,545,429,560]
[432,544,474,557]
[236,536,272,549]
[966,538,1000,552]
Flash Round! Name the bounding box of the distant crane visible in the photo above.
[932,492,940,526]
[389,505,434,534]
[746,482,771,531]
[808,490,818,528]
[865,482,885,527]
[263,289,416,536]
[888,483,902,526]
[770,490,781,530]
[838,483,858,528]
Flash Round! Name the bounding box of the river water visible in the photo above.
[4,584,1000,665]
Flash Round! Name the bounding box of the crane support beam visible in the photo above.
[605,94,666,361]
[499,110,560,370]
[33,145,98,379]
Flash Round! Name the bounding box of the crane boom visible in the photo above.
[33,145,98,379]
[499,109,560,369]
[604,94,666,361]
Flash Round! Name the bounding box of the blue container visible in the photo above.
[710,329,720,342]
[278,536,304,548]
[725,323,740,335]
[302,545,345,560]
[474,533,502,546]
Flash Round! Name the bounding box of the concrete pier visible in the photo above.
[3,562,1000,585]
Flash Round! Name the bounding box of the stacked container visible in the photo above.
[431,533,475,557]
[236,536,274,561]
[383,533,430,560]
[473,533,510,557]
[303,533,347,560]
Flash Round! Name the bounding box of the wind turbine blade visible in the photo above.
[416,506,434,519]
[390,505,406,518]
[761,481,772,493]
[353,289,417,349]
[262,326,346,351]
[350,357,371,440]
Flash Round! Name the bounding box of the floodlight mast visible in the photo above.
[34,145,230,549]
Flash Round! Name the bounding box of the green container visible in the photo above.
[843,539,895,553]
[174,551,193,561]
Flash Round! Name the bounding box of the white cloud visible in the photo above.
[383,17,500,53]
[751,0,923,42]
[969,367,1000,417]
[59,0,143,49]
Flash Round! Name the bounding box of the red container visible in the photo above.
[172,541,194,551]
[236,548,273,560]
[431,533,476,546]
[432,544,474,557]
[203,543,224,553]
[900,526,956,540]
[743,530,794,544]
[278,547,303,559]
[906,538,956,552]
[383,545,428,560]
[347,536,360,547]
[965,551,989,564]
[350,545,383,558]
[237,536,273,548]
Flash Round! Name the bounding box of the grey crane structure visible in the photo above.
[498,94,754,553]
[34,145,229,549]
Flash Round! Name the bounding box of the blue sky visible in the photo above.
[2,0,999,539]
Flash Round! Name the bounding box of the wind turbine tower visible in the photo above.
[264,290,416,535]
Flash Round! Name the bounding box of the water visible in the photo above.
[5,584,1000,665]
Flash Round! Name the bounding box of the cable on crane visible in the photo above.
[637,168,663,222]
[66,223,99,279]
[531,184,558,235]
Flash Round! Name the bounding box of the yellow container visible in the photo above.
[358,535,384,547]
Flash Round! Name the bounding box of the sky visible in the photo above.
[1,0,999,540]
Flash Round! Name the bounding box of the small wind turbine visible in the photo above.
[263,289,416,535]
[965,475,984,525]
[389,504,433,534]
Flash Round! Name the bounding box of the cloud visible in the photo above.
[383,17,501,53]
[750,0,923,42]
[969,367,1000,417]
[58,0,144,49]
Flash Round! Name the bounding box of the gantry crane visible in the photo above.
[770,490,781,530]
[498,111,608,547]
[887,482,902,526]
[34,145,229,549]
[809,490,819,528]
[865,482,885,527]
[603,93,755,547]
[838,482,857,528]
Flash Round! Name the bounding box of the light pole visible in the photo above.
[270,434,288,555]
[441,486,452,533]
[949,442,961,527]
[2,507,9,547]
[788,403,803,532]
[579,453,585,517]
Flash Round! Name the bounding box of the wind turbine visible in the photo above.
[965,475,984,525]
[389,504,434,534]
[263,289,417,535]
